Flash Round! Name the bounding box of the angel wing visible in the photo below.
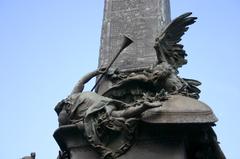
[154,12,197,69]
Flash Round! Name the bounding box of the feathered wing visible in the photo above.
[182,78,201,99]
[154,12,197,69]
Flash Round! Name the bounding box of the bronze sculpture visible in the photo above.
[55,67,163,158]
[103,13,201,102]
[54,12,225,159]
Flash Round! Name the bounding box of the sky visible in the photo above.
[0,0,239,158]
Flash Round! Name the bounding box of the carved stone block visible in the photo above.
[98,0,171,71]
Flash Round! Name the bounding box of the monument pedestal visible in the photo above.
[54,125,99,159]
[54,122,220,159]
[54,95,224,159]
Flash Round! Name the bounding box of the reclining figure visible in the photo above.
[55,68,162,159]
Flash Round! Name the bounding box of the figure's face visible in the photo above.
[152,62,172,83]
[152,69,161,82]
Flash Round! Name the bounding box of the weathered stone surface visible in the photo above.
[54,123,188,159]
[98,0,171,71]
[142,95,218,124]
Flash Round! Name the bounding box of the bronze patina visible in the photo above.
[53,1,225,159]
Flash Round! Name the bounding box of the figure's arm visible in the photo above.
[71,68,106,94]
[111,101,162,119]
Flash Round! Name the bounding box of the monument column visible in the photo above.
[97,0,171,93]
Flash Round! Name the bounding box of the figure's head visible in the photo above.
[54,99,66,115]
[152,62,173,83]
[54,94,78,115]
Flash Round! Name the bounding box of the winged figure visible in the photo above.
[103,12,201,101]
[154,12,197,69]
[153,12,201,97]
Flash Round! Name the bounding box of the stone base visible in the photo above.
[54,122,224,159]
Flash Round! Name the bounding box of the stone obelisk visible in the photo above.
[97,0,171,93]
[99,0,170,70]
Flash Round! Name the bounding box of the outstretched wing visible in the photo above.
[154,12,197,69]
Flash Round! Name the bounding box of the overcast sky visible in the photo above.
[0,0,239,158]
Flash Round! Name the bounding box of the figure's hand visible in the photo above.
[142,101,162,109]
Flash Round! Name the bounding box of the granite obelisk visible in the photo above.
[99,0,170,70]
[97,0,171,93]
